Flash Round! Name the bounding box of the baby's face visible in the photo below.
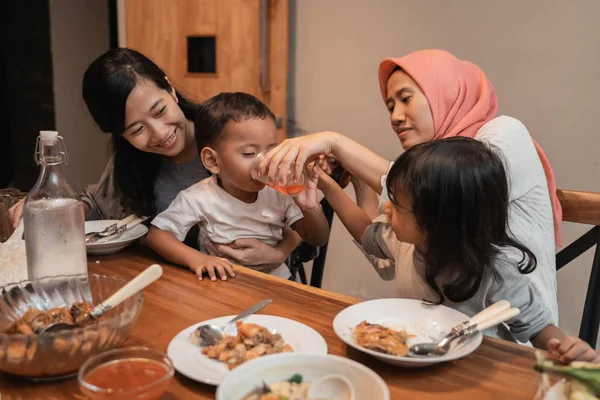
[215,118,278,193]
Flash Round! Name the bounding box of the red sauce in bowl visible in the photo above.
[82,358,171,399]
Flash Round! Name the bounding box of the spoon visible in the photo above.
[41,264,163,333]
[409,300,515,357]
[191,299,272,346]
[308,374,355,400]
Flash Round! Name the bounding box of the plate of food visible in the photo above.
[167,315,328,385]
[332,298,482,367]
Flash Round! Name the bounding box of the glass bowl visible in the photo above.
[78,347,174,400]
[0,274,143,379]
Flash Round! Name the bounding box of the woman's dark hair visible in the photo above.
[82,48,199,217]
[386,137,537,304]
[195,92,276,152]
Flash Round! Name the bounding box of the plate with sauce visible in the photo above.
[167,314,328,385]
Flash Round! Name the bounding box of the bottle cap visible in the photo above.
[39,131,59,140]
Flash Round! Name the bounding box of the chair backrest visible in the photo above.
[555,189,600,348]
[287,166,348,286]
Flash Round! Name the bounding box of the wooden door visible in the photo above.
[121,0,288,140]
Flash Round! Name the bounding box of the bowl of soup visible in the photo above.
[216,353,390,400]
[78,347,174,400]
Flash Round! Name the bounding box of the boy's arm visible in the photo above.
[289,163,329,247]
[146,226,234,281]
[291,206,329,247]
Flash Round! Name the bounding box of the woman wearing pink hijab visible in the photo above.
[258,49,560,323]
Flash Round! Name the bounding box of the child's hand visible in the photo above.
[316,164,338,192]
[191,255,235,282]
[547,336,598,363]
[293,162,321,211]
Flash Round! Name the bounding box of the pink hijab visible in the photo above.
[378,49,562,247]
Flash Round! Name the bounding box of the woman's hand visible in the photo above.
[213,229,302,267]
[8,199,25,228]
[257,132,340,187]
[257,131,389,195]
[8,198,91,227]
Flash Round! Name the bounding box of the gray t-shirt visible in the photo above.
[362,221,554,343]
[83,154,209,220]
[154,154,209,214]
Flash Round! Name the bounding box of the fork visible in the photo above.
[429,307,520,357]
[409,300,519,357]
[86,215,142,243]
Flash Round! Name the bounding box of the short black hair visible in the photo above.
[195,92,276,152]
[386,137,536,304]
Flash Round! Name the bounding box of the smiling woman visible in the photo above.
[7,47,302,280]
[82,48,203,218]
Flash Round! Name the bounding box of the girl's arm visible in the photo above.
[291,164,330,247]
[351,175,381,220]
[318,171,373,243]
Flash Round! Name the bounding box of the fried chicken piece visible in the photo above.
[70,301,94,324]
[21,308,53,333]
[354,320,409,357]
[48,307,74,325]
[201,321,293,370]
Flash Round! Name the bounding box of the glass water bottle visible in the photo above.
[24,130,87,279]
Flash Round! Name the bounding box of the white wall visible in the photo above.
[294,0,600,342]
[49,0,111,192]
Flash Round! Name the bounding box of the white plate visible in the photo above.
[216,353,390,400]
[333,298,482,367]
[167,314,328,385]
[85,220,148,255]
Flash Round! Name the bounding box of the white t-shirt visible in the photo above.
[375,116,558,324]
[152,176,304,278]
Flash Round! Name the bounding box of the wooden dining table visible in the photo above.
[0,246,544,399]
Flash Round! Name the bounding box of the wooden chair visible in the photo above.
[555,189,600,348]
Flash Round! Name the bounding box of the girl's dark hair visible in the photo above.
[386,137,536,304]
[195,92,276,152]
[82,48,199,217]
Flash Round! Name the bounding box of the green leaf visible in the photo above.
[288,373,303,384]
[535,360,600,396]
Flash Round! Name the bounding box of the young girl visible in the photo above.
[319,137,597,362]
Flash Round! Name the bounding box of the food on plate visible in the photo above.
[535,352,600,399]
[353,320,412,357]
[243,373,320,400]
[201,321,293,369]
[2,301,95,335]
